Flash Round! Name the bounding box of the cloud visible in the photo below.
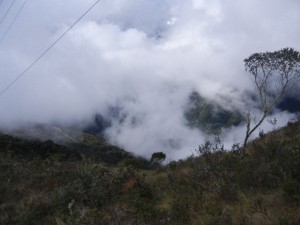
[0,0,299,160]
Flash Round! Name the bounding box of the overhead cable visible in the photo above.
[0,0,16,26]
[0,0,29,44]
[0,0,101,97]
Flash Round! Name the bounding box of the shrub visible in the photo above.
[283,180,300,202]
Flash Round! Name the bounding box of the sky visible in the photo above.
[0,0,299,160]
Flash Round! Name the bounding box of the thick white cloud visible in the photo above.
[0,0,299,159]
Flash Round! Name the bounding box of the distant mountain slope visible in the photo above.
[7,123,107,146]
[1,125,150,167]
[185,91,244,133]
[278,95,300,114]
[0,132,82,161]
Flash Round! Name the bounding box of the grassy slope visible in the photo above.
[0,121,300,225]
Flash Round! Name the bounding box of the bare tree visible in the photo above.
[243,48,300,148]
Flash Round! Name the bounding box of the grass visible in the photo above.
[0,120,300,224]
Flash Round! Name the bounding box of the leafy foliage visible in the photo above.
[243,48,300,147]
[151,152,166,163]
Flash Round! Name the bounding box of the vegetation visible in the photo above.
[151,152,166,163]
[1,119,299,224]
[243,48,300,147]
[3,126,151,168]
[185,91,244,134]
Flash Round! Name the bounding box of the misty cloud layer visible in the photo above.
[0,0,299,159]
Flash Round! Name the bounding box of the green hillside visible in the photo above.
[3,125,150,167]
[0,120,300,225]
[185,91,244,134]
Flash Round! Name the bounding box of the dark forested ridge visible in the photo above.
[278,95,300,113]
[0,129,149,167]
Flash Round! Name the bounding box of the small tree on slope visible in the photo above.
[243,48,300,148]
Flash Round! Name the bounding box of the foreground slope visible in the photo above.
[0,120,299,225]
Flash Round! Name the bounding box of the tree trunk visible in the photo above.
[242,111,267,153]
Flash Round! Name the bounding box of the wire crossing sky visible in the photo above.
[0,0,29,44]
[0,0,100,97]
[0,0,16,26]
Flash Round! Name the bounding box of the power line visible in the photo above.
[0,0,29,44]
[0,0,16,26]
[0,0,101,97]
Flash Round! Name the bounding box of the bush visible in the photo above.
[170,196,190,224]
[283,180,300,202]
